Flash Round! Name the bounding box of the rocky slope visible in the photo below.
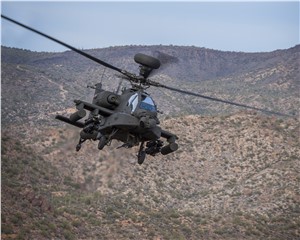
[2,112,299,239]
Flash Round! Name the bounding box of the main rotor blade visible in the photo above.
[1,14,126,75]
[159,84,293,117]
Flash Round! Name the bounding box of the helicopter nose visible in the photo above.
[140,116,157,129]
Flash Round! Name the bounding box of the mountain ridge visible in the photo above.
[1,44,299,125]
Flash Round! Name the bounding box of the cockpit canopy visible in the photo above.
[127,93,157,113]
[140,94,156,112]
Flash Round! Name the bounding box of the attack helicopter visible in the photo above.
[1,15,292,164]
[56,53,180,165]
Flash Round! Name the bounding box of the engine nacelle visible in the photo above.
[93,91,120,110]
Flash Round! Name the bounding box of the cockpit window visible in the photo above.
[127,93,139,113]
[140,94,156,112]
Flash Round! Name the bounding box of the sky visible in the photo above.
[1,1,299,53]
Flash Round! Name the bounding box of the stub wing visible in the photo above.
[55,99,114,127]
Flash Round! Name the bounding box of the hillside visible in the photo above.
[1,45,300,239]
[2,112,299,239]
[1,45,299,125]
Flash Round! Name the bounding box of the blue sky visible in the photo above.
[1,1,299,53]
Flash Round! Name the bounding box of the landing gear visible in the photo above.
[137,141,146,165]
[76,138,86,152]
[76,144,81,152]
[98,135,107,150]
[138,151,146,165]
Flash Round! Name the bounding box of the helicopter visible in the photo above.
[1,15,293,164]
[56,53,179,165]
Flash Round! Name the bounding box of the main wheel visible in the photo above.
[137,151,146,165]
[98,136,107,150]
[76,144,81,152]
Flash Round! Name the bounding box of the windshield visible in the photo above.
[140,94,156,112]
[127,93,139,113]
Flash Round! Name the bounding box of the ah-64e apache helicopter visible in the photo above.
[2,15,292,164]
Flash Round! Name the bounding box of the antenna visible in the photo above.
[100,68,106,84]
